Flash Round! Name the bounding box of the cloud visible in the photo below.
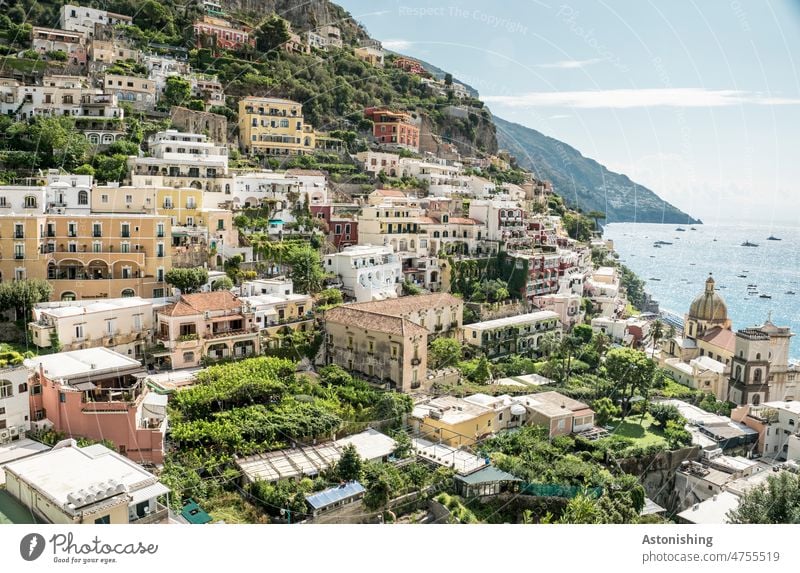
[483,88,800,109]
[535,58,605,69]
[382,39,414,51]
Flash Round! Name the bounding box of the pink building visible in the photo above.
[26,348,166,465]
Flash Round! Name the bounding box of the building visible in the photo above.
[364,107,420,152]
[0,367,32,444]
[170,107,228,145]
[129,130,229,192]
[26,348,167,464]
[60,4,132,38]
[323,244,402,302]
[103,73,156,110]
[0,212,172,300]
[306,481,365,517]
[240,290,313,348]
[89,38,141,65]
[154,291,259,369]
[462,311,561,358]
[663,355,729,402]
[354,45,384,66]
[322,305,427,392]
[355,151,401,176]
[348,293,464,337]
[534,293,584,331]
[311,205,359,249]
[4,440,169,524]
[28,297,153,359]
[306,25,343,51]
[393,56,426,75]
[193,15,254,51]
[516,391,595,438]
[238,97,317,156]
[31,27,87,67]
[411,396,495,447]
[731,400,800,460]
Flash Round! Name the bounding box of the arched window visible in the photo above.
[61,292,76,301]
[121,288,135,298]
[183,352,195,363]
[752,394,761,405]
[756,353,761,360]
[0,379,12,398]
[78,190,88,205]
[88,133,100,144]
[735,365,742,380]
[754,369,762,383]
[24,196,37,208]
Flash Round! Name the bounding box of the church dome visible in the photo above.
[688,275,728,323]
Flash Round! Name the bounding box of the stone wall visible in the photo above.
[170,106,228,144]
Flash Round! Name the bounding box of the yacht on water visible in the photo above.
[741,241,759,247]
[767,235,781,241]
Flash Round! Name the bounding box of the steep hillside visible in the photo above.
[494,116,699,224]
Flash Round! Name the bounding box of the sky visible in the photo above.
[335,0,800,226]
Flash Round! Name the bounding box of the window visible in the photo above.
[59,392,67,403]
[75,324,84,339]
[94,515,111,525]
[0,380,12,398]
[18,383,27,394]
[24,195,37,208]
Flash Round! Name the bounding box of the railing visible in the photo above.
[131,503,168,524]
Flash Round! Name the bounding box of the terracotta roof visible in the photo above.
[159,291,242,317]
[448,217,477,225]
[416,216,436,224]
[349,293,463,317]
[700,327,736,352]
[286,169,326,176]
[372,189,406,197]
[324,306,427,338]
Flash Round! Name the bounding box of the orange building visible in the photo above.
[364,107,420,152]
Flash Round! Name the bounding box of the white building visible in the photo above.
[239,277,295,297]
[4,440,169,524]
[468,199,525,242]
[323,244,402,302]
[0,367,32,443]
[29,297,153,358]
[129,130,229,192]
[355,151,400,176]
[60,4,132,38]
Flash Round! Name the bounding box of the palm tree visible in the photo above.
[650,319,665,360]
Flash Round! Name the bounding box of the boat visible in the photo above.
[747,283,757,287]
[654,240,673,245]
[653,244,662,248]
[738,274,748,278]
[767,235,781,241]
[759,294,772,299]
[786,291,796,295]
[649,278,661,281]
[691,227,697,230]
[676,227,686,231]
[741,241,759,247]
[713,238,718,242]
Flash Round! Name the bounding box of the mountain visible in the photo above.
[493,116,699,224]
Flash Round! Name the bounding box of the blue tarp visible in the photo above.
[305,481,365,510]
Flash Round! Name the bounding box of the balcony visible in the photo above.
[411,358,421,366]
[14,254,25,260]
[14,232,24,239]
[130,503,168,525]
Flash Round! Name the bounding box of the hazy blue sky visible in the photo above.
[336,0,800,225]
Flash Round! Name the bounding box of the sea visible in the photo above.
[603,222,800,360]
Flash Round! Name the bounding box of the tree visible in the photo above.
[727,471,800,523]
[317,288,343,308]
[161,76,192,109]
[256,15,290,53]
[648,403,682,427]
[664,420,692,449]
[428,337,462,370]
[319,364,353,387]
[375,392,413,424]
[444,73,453,86]
[470,356,493,384]
[649,319,664,359]
[592,397,620,427]
[287,246,325,294]
[211,276,234,291]
[557,492,602,524]
[560,334,582,383]
[8,116,90,170]
[573,324,593,344]
[604,348,655,417]
[165,267,208,294]
[363,474,390,511]
[335,444,363,481]
[0,279,53,320]
[392,429,412,459]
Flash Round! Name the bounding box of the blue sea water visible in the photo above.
[603,223,800,359]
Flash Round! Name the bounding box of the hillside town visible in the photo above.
[0,2,798,527]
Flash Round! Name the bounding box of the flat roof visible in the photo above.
[24,348,142,380]
[762,400,800,415]
[412,396,491,425]
[464,311,560,332]
[3,441,162,514]
[236,429,395,482]
[305,481,365,510]
[37,297,150,318]
[0,439,51,486]
[677,491,739,524]
[455,465,520,484]
[412,438,487,474]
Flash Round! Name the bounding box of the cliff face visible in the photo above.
[223,0,368,44]
[494,116,700,224]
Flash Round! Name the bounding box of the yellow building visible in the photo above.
[411,396,495,447]
[238,96,316,156]
[0,213,171,301]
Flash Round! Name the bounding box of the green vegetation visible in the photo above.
[0,279,53,320]
[165,267,209,294]
[727,471,800,524]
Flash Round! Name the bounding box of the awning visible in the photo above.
[129,482,170,504]
[71,381,97,391]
